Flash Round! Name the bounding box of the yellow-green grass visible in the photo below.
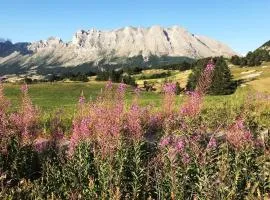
[2,63,270,128]
[230,62,270,93]
[3,65,269,114]
[135,69,191,91]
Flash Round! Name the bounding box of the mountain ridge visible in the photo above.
[0,25,237,76]
[258,40,270,51]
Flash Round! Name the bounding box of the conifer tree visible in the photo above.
[187,57,236,95]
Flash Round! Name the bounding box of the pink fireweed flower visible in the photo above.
[117,82,127,94]
[149,114,162,127]
[49,110,65,142]
[196,60,216,94]
[180,60,215,117]
[182,152,190,164]
[205,61,215,72]
[70,82,126,157]
[69,117,91,154]
[124,104,143,141]
[180,91,202,117]
[20,84,29,94]
[191,133,201,142]
[235,118,245,129]
[175,139,185,152]
[159,136,171,147]
[10,85,39,144]
[207,137,217,149]
[163,83,177,115]
[0,82,10,111]
[78,95,85,104]
[163,83,176,95]
[226,117,253,149]
[243,130,252,140]
[34,138,48,153]
[105,79,113,90]
[146,112,163,135]
[0,83,10,152]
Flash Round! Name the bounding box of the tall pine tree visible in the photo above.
[186,57,236,95]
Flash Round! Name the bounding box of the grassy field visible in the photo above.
[3,82,164,111]
[3,64,270,110]
[230,61,270,93]
[3,81,249,113]
[2,62,270,127]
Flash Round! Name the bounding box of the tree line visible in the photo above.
[231,49,270,67]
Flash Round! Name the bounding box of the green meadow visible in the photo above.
[3,63,270,110]
[3,63,270,131]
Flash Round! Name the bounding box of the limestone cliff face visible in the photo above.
[0,25,238,75]
[70,25,236,59]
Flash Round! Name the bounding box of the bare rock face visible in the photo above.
[0,25,238,75]
[29,37,66,52]
[70,25,237,59]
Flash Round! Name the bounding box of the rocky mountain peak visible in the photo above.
[0,25,238,75]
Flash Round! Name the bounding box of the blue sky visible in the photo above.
[1,0,269,55]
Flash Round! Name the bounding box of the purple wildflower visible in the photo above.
[180,60,215,117]
[207,137,217,149]
[182,152,190,164]
[117,82,127,93]
[163,83,176,95]
[69,117,91,154]
[159,136,171,147]
[105,80,113,90]
[10,85,39,144]
[226,117,254,149]
[79,95,85,104]
[78,91,85,104]
[20,84,28,94]
[180,91,202,117]
[175,139,185,152]
[163,83,177,114]
[205,60,215,72]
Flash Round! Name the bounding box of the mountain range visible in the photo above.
[0,25,237,76]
